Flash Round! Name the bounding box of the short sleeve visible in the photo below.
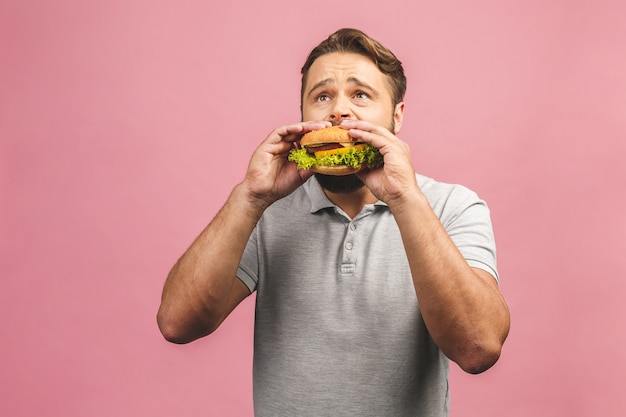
[443,190,499,282]
[236,226,259,292]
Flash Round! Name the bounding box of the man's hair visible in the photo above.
[301,28,407,108]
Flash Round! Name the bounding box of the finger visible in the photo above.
[348,129,397,156]
[339,120,396,148]
[339,119,386,134]
[297,167,314,184]
[275,121,331,142]
[263,121,332,161]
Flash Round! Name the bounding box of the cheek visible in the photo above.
[302,104,324,122]
[356,107,391,126]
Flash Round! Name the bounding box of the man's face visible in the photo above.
[301,52,404,193]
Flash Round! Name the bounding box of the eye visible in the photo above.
[316,93,331,102]
[354,91,369,100]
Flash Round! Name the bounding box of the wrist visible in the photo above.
[232,182,273,221]
[387,185,431,219]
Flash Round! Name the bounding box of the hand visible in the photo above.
[340,119,419,207]
[242,120,331,209]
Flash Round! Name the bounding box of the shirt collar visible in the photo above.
[304,176,388,214]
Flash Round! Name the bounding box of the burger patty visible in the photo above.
[305,143,356,155]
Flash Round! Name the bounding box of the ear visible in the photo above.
[393,102,405,134]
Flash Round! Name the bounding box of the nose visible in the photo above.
[327,95,353,124]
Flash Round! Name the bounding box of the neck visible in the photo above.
[323,187,378,219]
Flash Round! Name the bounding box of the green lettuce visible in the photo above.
[288,144,383,170]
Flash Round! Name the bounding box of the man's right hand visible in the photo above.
[241,121,331,210]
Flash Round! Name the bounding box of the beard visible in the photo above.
[314,117,396,194]
[314,173,365,194]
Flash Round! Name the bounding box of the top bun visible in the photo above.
[300,126,353,146]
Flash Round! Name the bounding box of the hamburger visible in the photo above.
[288,126,383,175]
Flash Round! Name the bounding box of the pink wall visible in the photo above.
[2,1,625,416]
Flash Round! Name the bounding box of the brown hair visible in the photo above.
[301,28,407,108]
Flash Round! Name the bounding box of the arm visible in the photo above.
[389,192,510,374]
[345,119,510,374]
[157,121,330,344]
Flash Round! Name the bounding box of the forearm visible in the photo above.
[390,188,510,373]
[156,120,327,343]
[157,182,265,343]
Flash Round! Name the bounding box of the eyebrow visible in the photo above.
[306,77,380,99]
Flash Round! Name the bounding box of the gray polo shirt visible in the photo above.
[237,174,498,417]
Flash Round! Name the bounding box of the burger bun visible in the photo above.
[310,165,364,176]
[301,126,353,146]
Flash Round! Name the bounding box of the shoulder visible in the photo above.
[416,174,489,224]
[418,173,482,204]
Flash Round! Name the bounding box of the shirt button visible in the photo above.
[345,242,353,250]
[349,223,356,231]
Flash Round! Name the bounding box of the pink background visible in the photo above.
[2,1,625,416]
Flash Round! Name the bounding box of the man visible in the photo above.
[157,28,510,416]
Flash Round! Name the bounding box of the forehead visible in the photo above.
[305,52,390,92]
